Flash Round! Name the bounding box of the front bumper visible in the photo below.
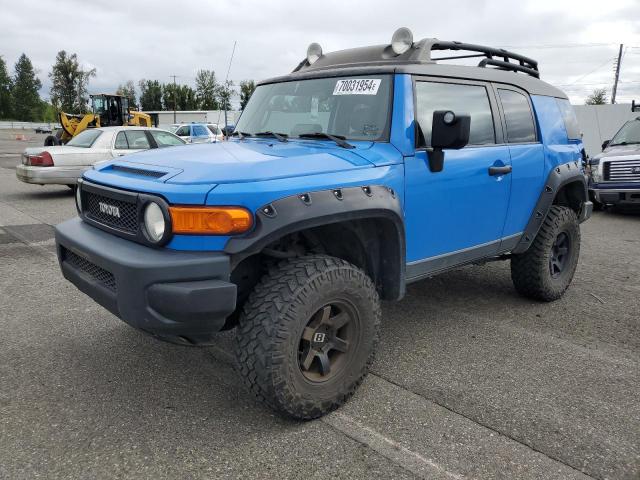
[55,217,237,342]
[16,164,88,185]
[589,184,640,205]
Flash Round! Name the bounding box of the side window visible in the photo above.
[498,89,537,143]
[415,81,495,146]
[175,126,190,136]
[193,125,208,136]
[556,98,581,140]
[124,130,151,149]
[114,131,128,149]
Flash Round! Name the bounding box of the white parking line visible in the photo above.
[323,411,465,480]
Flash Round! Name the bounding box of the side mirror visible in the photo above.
[421,110,471,173]
[602,140,610,151]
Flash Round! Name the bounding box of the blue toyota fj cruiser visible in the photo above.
[55,28,592,419]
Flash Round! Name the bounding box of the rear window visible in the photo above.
[150,130,185,147]
[556,98,581,140]
[67,129,102,148]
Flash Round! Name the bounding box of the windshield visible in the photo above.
[235,75,392,141]
[66,129,102,148]
[611,119,640,145]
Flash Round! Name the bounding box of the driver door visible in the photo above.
[404,79,512,277]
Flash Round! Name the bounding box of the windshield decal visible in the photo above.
[333,79,381,95]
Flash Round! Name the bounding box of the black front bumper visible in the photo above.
[55,218,237,341]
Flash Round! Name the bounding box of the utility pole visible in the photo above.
[169,75,178,122]
[611,44,623,104]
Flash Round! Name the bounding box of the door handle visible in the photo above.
[488,165,512,176]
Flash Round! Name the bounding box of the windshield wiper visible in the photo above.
[231,131,252,140]
[610,141,640,146]
[254,131,288,142]
[297,132,355,149]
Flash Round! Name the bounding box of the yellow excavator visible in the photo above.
[44,94,152,146]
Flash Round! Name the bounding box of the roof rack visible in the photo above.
[295,30,541,79]
[417,39,539,78]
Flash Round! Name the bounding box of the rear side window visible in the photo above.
[556,98,581,140]
[114,132,128,149]
[498,89,537,143]
[124,130,150,149]
[175,126,190,136]
[415,82,495,146]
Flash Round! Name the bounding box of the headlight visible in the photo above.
[144,202,166,242]
[591,168,601,183]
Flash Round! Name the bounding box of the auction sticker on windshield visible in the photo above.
[333,79,381,95]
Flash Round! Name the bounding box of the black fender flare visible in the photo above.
[511,161,589,254]
[225,185,406,300]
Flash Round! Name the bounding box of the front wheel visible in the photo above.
[234,255,381,420]
[511,206,580,301]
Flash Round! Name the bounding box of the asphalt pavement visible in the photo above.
[0,130,638,479]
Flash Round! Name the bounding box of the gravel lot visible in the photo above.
[0,129,638,479]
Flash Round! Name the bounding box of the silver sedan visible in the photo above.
[16,126,185,187]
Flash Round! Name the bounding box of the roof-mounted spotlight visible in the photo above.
[391,27,413,55]
[307,43,323,64]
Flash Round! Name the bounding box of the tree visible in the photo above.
[0,56,12,119]
[195,69,219,110]
[217,80,235,111]
[162,83,197,111]
[49,50,96,113]
[116,80,136,106]
[585,88,607,105]
[138,79,162,110]
[12,54,42,121]
[239,80,256,110]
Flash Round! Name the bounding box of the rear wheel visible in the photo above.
[234,255,380,420]
[511,206,580,301]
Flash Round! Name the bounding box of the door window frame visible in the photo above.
[411,76,505,149]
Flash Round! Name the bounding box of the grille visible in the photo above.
[603,159,640,182]
[112,165,165,178]
[63,248,116,292]
[84,191,138,233]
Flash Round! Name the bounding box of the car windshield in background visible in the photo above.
[150,130,186,147]
[66,129,102,148]
[611,119,640,146]
[234,75,392,142]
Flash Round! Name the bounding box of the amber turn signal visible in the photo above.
[169,206,253,235]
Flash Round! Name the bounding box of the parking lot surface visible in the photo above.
[1,130,638,479]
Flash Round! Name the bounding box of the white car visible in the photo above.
[173,123,223,143]
[16,126,185,187]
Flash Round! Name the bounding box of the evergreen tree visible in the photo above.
[138,79,162,110]
[0,56,12,119]
[217,80,235,111]
[49,50,96,113]
[585,88,607,105]
[195,70,219,110]
[239,80,256,110]
[12,53,42,121]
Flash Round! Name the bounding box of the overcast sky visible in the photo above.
[1,0,639,106]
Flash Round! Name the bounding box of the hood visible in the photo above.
[594,143,640,161]
[92,139,376,185]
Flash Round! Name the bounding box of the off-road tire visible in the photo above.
[44,135,60,146]
[511,205,580,301]
[234,255,381,420]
